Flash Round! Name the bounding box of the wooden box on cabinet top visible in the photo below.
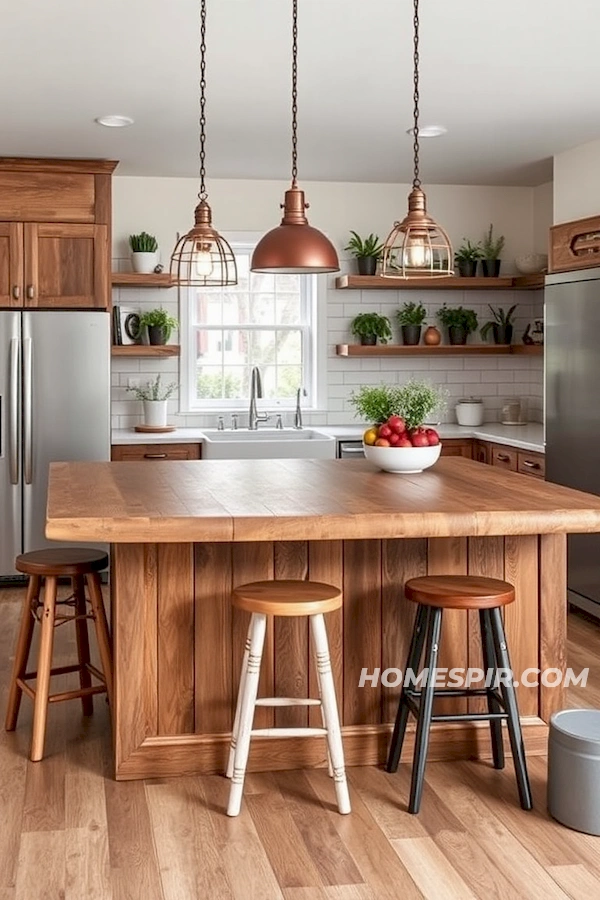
[111,443,202,461]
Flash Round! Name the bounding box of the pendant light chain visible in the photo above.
[291,0,298,187]
[198,0,208,201]
[412,0,421,189]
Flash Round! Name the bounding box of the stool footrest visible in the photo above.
[47,685,107,704]
[251,727,327,738]
[22,663,82,681]
[430,712,508,724]
[254,697,322,708]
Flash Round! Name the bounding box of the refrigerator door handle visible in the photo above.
[9,336,20,485]
[23,336,33,485]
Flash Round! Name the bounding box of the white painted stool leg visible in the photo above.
[310,613,351,814]
[227,625,252,778]
[227,613,267,817]
[315,655,334,777]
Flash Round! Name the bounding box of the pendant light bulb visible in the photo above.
[250,0,339,275]
[194,243,214,277]
[381,0,453,279]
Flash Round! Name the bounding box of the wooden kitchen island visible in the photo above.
[46,457,600,780]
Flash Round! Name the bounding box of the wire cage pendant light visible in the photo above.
[170,0,237,287]
[381,0,453,279]
[251,0,339,274]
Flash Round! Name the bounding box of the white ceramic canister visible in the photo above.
[455,398,484,427]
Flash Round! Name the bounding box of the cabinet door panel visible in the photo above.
[472,440,490,465]
[440,438,472,459]
[0,171,95,222]
[24,223,108,309]
[0,223,23,308]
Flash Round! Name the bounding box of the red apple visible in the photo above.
[388,432,401,445]
[387,415,406,435]
[425,428,440,446]
[375,438,391,447]
[378,424,393,439]
[410,432,430,447]
[397,436,413,448]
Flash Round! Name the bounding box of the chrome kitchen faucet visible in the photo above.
[248,366,270,430]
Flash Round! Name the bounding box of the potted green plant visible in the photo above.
[129,231,159,274]
[126,374,177,427]
[396,301,427,345]
[480,304,517,345]
[349,380,447,427]
[454,239,482,278]
[480,224,505,277]
[437,304,478,345]
[138,308,178,345]
[351,312,392,346]
[344,231,384,276]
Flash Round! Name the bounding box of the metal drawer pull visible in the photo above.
[12,285,20,300]
[341,447,365,454]
[522,460,540,469]
[496,454,510,462]
[144,453,168,459]
[26,285,35,300]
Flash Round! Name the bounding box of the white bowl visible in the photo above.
[515,253,548,275]
[363,442,442,474]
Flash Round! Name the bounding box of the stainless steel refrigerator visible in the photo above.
[0,311,110,578]
[546,266,600,615]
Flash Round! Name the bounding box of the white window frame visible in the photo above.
[179,233,327,414]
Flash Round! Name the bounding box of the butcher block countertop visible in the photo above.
[46,457,600,544]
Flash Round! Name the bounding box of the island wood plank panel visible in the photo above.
[467,536,505,713]
[157,543,194,735]
[381,538,427,723]
[307,540,344,729]
[504,535,539,715]
[539,534,567,720]
[194,542,233,735]
[343,540,382,726]
[274,542,310,729]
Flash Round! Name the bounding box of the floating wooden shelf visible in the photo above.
[111,344,180,358]
[335,274,545,291]
[335,343,543,357]
[111,273,175,288]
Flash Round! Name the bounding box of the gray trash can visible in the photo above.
[548,709,600,835]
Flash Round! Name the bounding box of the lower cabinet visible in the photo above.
[440,438,473,459]
[111,443,201,461]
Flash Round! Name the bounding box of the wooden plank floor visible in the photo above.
[1,585,600,900]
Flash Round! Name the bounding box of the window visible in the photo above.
[181,242,320,411]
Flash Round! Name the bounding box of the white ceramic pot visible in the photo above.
[143,400,167,427]
[131,251,159,274]
[455,398,484,427]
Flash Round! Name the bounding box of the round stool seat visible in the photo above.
[405,575,515,610]
[15,548,109,577]
[232,580,342,617]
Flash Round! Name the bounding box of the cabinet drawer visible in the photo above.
[517,451,545,478]
[490,445,518,471]
[111,443,201,461]
[440,438,473,459]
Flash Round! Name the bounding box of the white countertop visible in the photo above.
[112,422,544,453]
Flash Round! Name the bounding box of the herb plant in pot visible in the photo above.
[138,308,178,345]
[454,239,482,278]
[437,304,478,345]
[480,224,505,277]
[129,232,159,274]
[396,301,426,345]
[351,312,392,346]
[344,231,384,276]
[126,374,177,428]
[480,304,517,345]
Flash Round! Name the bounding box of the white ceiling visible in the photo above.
[2,0,599,186]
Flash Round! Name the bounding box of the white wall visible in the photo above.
[554,138,600,223]
[111,176,544,430]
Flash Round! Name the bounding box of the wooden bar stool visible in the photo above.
[227,579,350,817]
[5,548,113,762]
[386,575,532,814]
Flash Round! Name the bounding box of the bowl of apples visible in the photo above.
[363,415,442,474]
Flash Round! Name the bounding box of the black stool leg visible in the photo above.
[479,609,504,770]
[488,607,533,811]
[408,606,442,814]
[386,604,429,773]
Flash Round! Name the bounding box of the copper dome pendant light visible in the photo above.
[170,0,237,287]
[381,0,453,279]
[251,0,339,274]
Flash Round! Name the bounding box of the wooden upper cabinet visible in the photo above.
[24,223,108,309]
[0,222,23,308]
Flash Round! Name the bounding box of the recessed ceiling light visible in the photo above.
[406,125,447,138]
[94,115,134,128]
